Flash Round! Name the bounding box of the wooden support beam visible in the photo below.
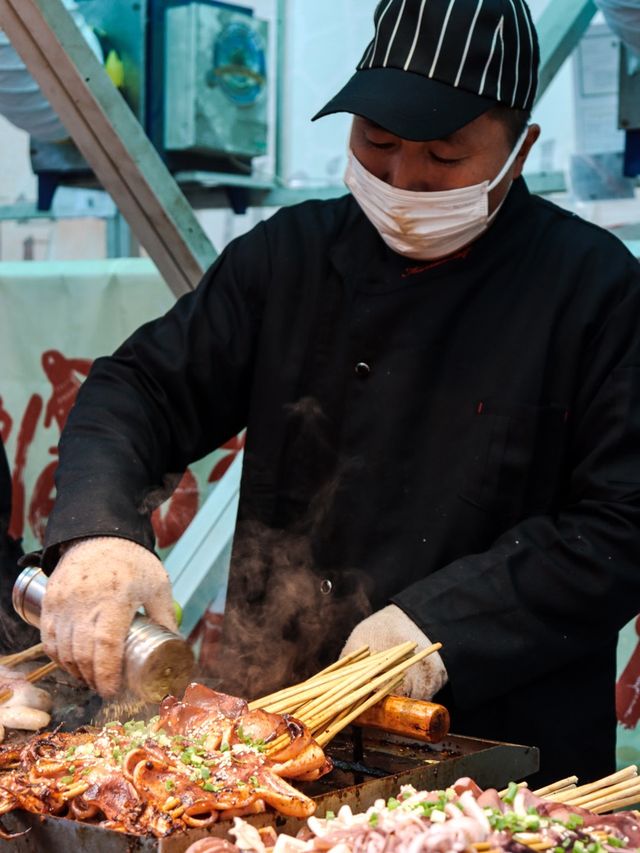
[536,0,598,102]
[0,0,217,296]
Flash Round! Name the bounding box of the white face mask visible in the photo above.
[344,127,529,260]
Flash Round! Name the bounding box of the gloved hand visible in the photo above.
[41,536,177,697]
[341,604,448,699]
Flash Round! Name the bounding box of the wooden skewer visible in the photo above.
[249,643,415,713]
[575,779,640,812]
[570,776,640,809]
[308,645,371,678]
[310,644,442,725]
[0,643,45,668]
[546,765,637,803]
[589,791,640,814]
[533,776,578,797]
[315,673,405,747]
[267,643,441,753]
[0,660,58,704]
[260,651,408,715]
[294,645,416,721]
[252,644,414,711]
[26,660,58,683]
[249,646,374,710]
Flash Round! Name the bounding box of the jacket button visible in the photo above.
[355,361,371,377]
[320,579,333,595]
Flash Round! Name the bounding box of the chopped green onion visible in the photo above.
[565,814,584,830]
[325,811,335,821]
[502,781,519,805]
[369,812,379,827]
[165,779,175,791]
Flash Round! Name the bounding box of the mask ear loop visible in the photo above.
[488,125,530,192]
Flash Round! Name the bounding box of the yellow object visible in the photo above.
[173,600,183,628]
[105,49,125,88]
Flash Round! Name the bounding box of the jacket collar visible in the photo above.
[329,177,534,285]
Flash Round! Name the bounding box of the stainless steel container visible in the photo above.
[12,567,195,703]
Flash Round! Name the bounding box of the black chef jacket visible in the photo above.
[43,179,640,786]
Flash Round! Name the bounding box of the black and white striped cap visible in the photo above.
[313,0,539,141]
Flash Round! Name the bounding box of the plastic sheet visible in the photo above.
[0,0,102,141]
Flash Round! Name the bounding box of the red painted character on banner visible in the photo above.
[208,432,246,483]
[10,350,245,551]
[9,394,44,540]
[0,397,12,444]
[42,350,93,435]
[24,351,93,541]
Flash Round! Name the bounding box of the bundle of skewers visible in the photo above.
[251,640,443,750]
[532,763,640,814]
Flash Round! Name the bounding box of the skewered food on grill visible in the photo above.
[0,665,53,739]
[0,683,332,839]
[198,777,640,853]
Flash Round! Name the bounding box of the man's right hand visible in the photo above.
[41,536,177,697]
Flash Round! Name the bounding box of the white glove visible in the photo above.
[41,536,177,697]
[341,604,448,699]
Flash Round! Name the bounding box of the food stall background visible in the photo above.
[1,0,640,768]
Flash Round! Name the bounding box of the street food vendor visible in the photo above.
[36,0,640,786]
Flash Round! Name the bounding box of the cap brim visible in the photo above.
[312,68,497,141]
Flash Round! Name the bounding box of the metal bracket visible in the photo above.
[0,0,217,296]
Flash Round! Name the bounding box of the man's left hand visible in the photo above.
[341,604,448,699]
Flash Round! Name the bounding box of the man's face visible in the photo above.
[349,112,540,214]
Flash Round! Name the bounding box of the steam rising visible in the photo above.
[213,397,372,700]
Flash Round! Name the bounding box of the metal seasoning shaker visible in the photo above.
[13,566,195,703]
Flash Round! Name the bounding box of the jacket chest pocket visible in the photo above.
[459,401,569,519]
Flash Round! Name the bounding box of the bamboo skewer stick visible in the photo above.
[249,646,373,710]
[266,654,400,717]
[315,673,405,747]
[545,765,637,803]
[532,776,578,797]
[251,644,413,712]
[308,645,371,677]
[264,642,441,754]
[0,643,45,668]
[576,779,640,812]
[568,775,640,807]
[293,645,416,722]
[589,791,640,814]
[307,644,442,724]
